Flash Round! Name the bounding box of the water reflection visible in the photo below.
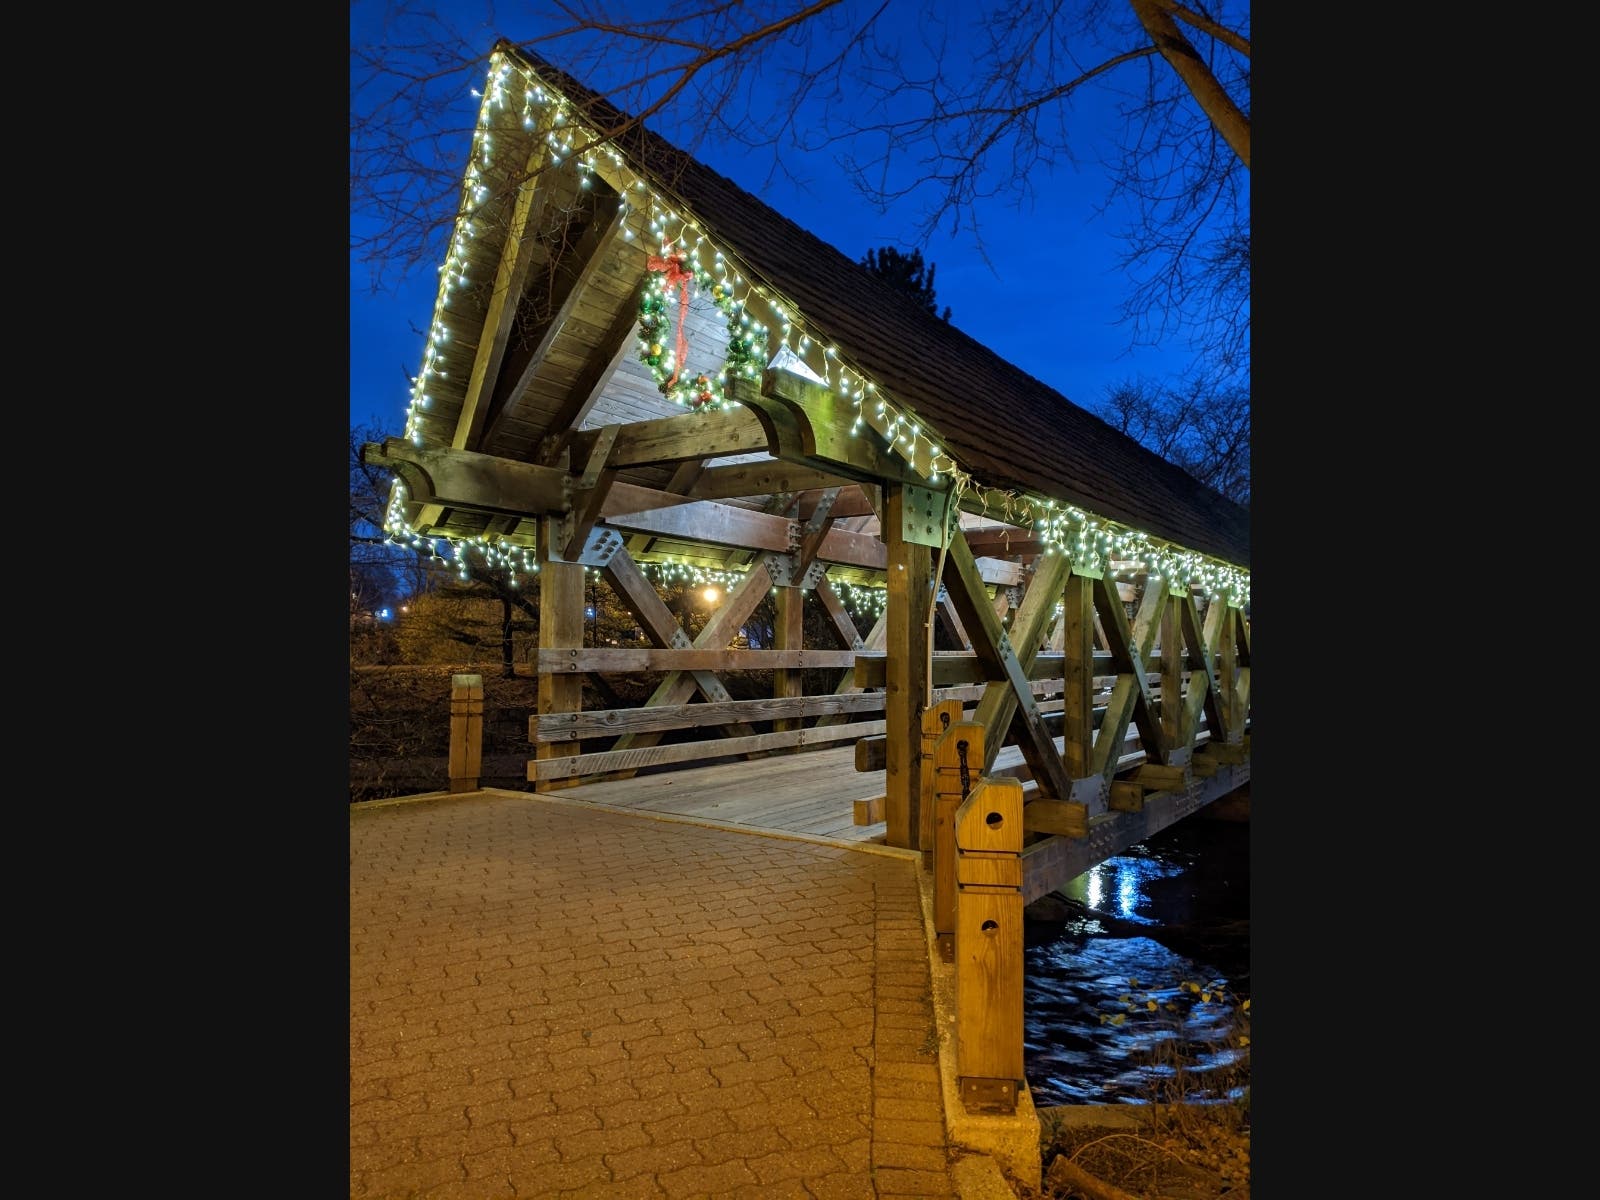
[1024,814,1249,1106]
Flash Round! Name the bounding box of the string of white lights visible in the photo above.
[381,47,1250,609]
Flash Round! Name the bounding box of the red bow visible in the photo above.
[647,250,692,389]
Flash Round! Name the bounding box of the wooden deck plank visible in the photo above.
[547,706,1233,843]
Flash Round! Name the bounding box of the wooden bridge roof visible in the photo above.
[507,47,1248,569]
[384,42,1247,574]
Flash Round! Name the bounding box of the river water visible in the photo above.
[1021,810,1250,1106]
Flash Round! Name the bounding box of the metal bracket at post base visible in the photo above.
[960,1076,1020,1114]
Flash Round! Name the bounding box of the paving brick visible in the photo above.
[695,1124,791,1166]
[743,1144,848,1185]
[875,1096,947,1123]
[554,1121,651,1162]
[351,796,963,1199]
[873,1117,946,1146]
[871,1141,951,1172]
[872,1167,957,1195]
[803,1170,876,1199]
[416,1176,521,1199]
[360,1157,465,1195]
[657,1159,758,1197]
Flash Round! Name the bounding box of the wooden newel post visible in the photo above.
[955,775,1025,1114]
[932,718,984,964]
[919,700,961,853]
[449,673,484,793]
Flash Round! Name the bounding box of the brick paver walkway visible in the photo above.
[350,792,961,1198]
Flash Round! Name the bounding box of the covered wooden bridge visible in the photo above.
[362,41,1250,1118]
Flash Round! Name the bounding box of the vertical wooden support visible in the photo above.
[1219,602,1241,743]
[772,584,805,735]
[931,716,981,962]
[535,514,585,792]
[919,700,963,856]
[955,776,1025,1114]
[448,673,484,793]
[884,485,934,850]
[1161,595,1186,750]
[1061,571,1095,779]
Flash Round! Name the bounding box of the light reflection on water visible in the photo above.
[1024,814,1249,1106]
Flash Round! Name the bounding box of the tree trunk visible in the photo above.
[1129,0,1250,168]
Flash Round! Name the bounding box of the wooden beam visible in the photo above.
[883,484,934,849]
[605,555,782,761]
[532,689,896,741]
[1161,594,1185,757]
[526,719,884,782]
[972,553,1071,768]
[1090,677,1138,780]
[568,404,772,469]
[687,462,855,502]
[1094,573,1169,764]
[599,549,743,711]
[1019,763,1250,902]
[480,196,626,449]
[853,794,886,826]
[561,423,620,559]
[936,594,971,649]
[361,438,570,522]
[854,651,1131,688]
[535,514,584,791]
[536,647,858,673]
[1181,594,1226,745]
[732,372,930,486]
[813,575,863,650]
[1219,602,1242,742]
[534,275,648,466]
[451,148,553,452]
[773,585,806,735]
[941,536,1075,803]
[1061,572,1095,780]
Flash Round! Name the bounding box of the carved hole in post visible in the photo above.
[985,811,1003,829]
[981,920,999,934]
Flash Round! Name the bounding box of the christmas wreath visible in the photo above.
[637,249,769,411]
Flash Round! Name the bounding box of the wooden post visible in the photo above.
[535,514,585,792]
[955,775,1025,1114]
[1062,571,1095,778]
[933,718,984,963]
[448,673,484,793]
[920,700,964,858]
[1161,594,1185,752]
[1220,604,1243,741]
[772,584,805,735]
[883,485,934,849]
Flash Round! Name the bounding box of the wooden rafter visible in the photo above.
[480,196,627,450]
[534,275,648,467]
[687,463,856,503]
[451,147,554,453]
[567,405,771,469]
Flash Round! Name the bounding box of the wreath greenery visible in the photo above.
[637,253,770,411]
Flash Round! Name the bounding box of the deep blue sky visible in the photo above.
[350,1,1208,436]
